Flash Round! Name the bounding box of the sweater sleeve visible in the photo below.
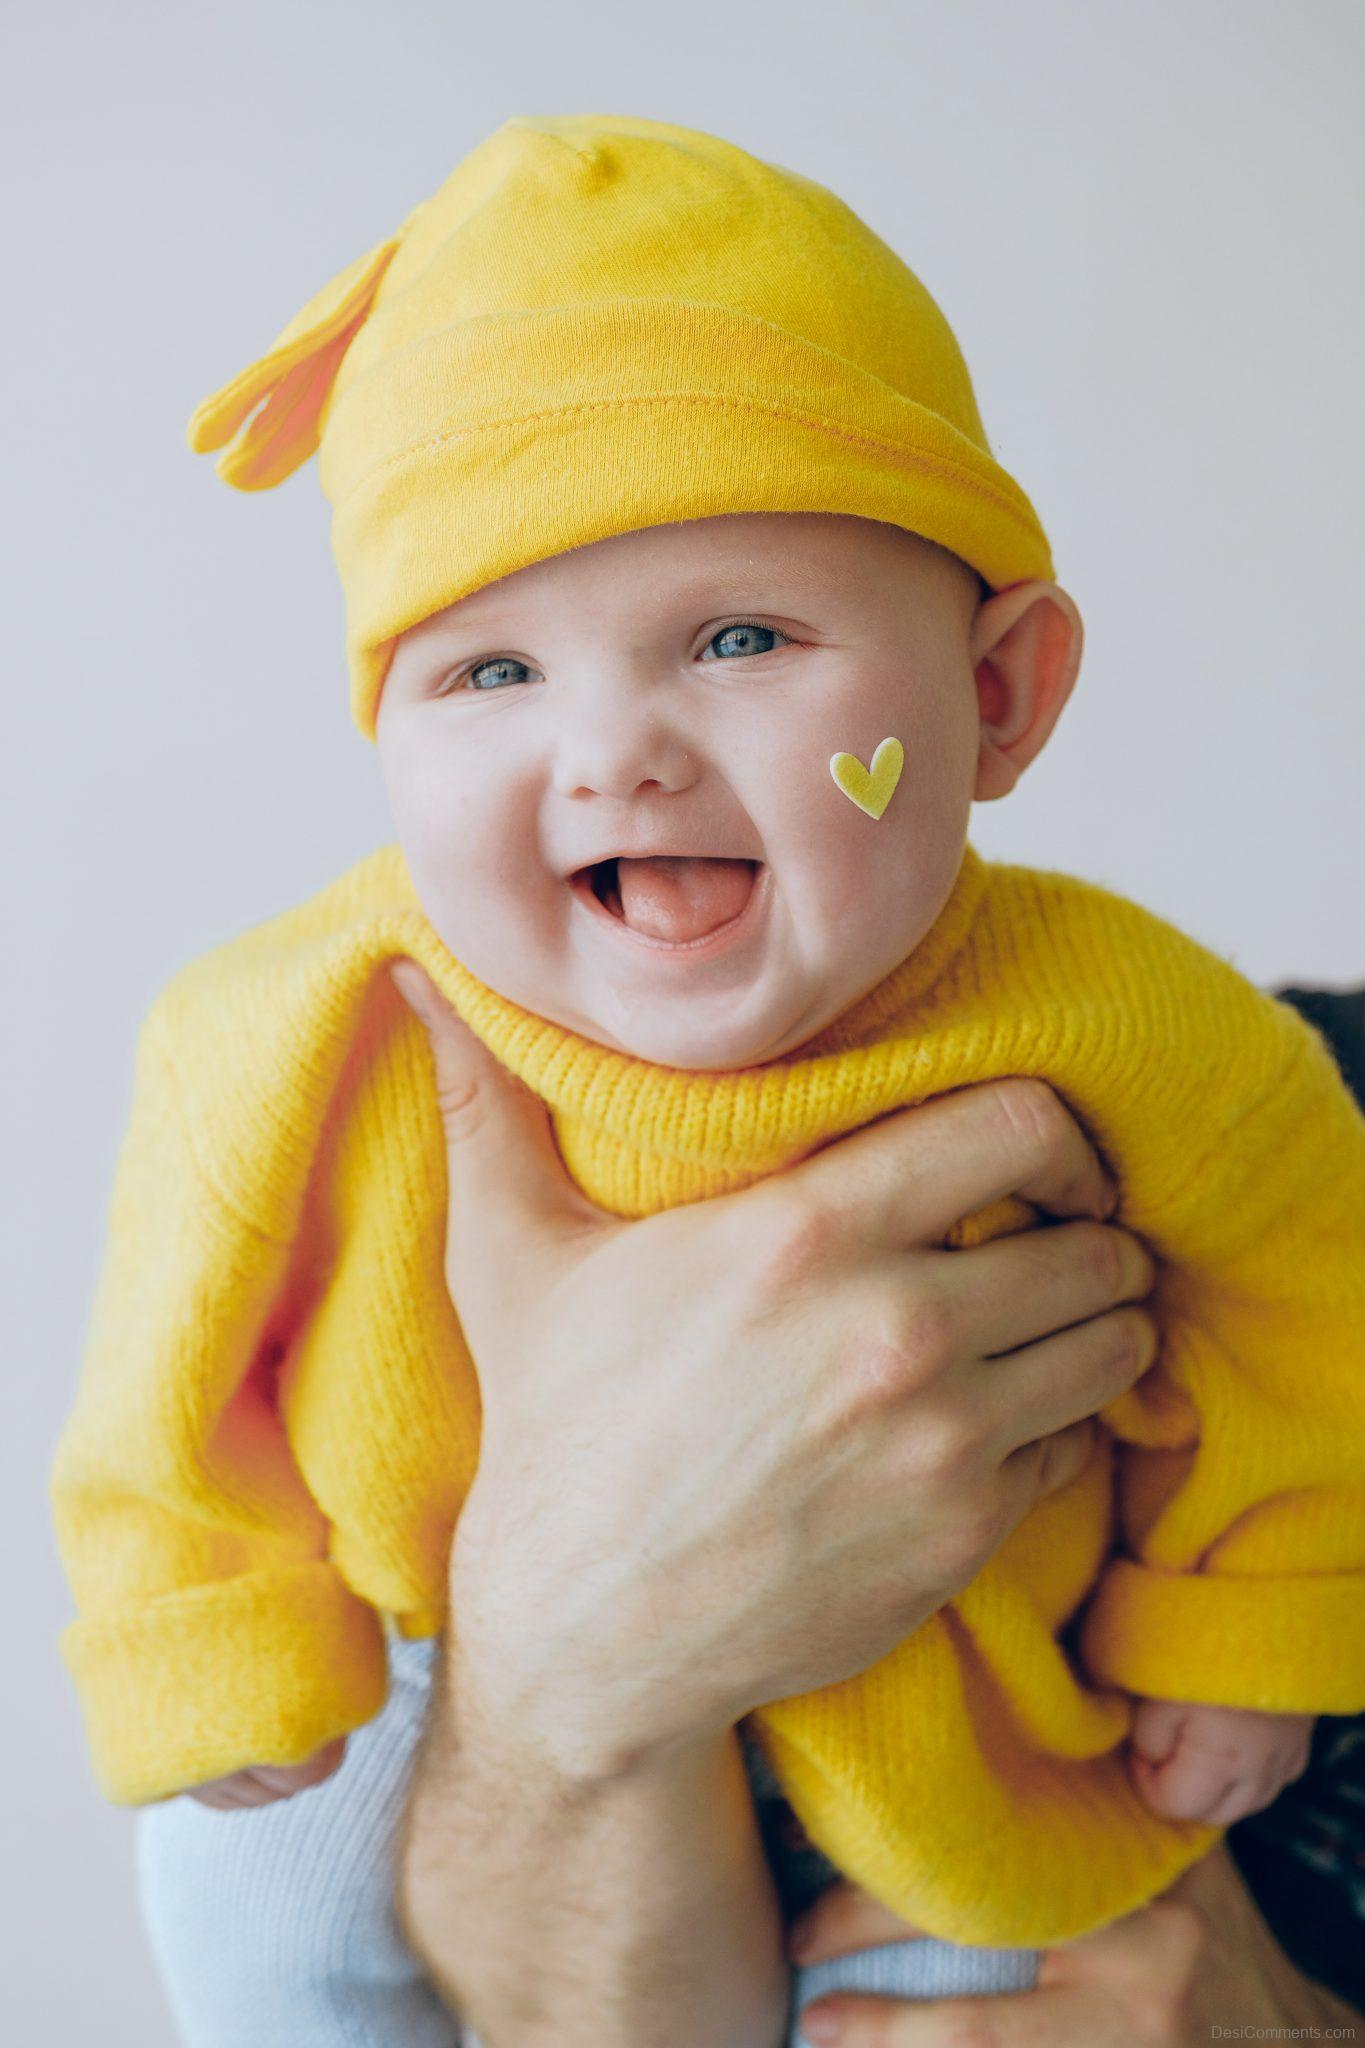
[50,1013,387,1805]
[1076,1014,1365,1714]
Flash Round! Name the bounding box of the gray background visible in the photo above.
[5,1,1363,2039]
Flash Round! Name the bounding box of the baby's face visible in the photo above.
[376,513,987,1069]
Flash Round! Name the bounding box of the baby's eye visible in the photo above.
[701,622,791,662]
[461,656,537,692]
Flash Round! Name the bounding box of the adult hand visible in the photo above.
[784,1843,1364,2045]
[389,960,1159,1780]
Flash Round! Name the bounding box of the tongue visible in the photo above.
[614,856,754,942]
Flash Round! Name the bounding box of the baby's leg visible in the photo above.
[790,1935,1039,2045]
[137,1630,461,2048]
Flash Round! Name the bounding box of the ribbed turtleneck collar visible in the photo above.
[377,841,991,1173]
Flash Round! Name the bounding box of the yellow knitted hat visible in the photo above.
[187,112,1054,742]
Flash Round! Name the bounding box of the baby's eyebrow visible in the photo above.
[394,613,512,666]
[405,579,814,654]
[420,602,514,638]
[643,576,809,608]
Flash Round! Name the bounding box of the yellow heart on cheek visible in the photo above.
[829,737,904,820]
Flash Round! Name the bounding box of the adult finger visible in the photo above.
[797,1893,1202,2047]
[790,1079,1120,1255]
[931,1217,1157,1362]
[984,1298,1160,1458]
[788,1881,928,1966]
[388,960,605,1274]
[997,1417,1102,1520]
[796,1979,1146,2046]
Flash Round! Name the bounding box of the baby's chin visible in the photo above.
[555,981,851,1072]
[579,1020,796,1072]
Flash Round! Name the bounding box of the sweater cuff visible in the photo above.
[1077,1559,1365,1714]
[59,1560,389,1805]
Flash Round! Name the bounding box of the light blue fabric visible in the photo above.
[136,1626,1039,2046]
[790,1939,1038,2045]
[137,1630,458,2048]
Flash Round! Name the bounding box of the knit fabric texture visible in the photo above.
[51,840,1365,1945]
[183,112,1054,741]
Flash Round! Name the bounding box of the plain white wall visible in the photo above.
[6,1,1362,2038]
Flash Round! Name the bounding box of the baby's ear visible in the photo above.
[971,581,1083,801]
[185,203,424,491]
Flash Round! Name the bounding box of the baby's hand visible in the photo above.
[186,1735,348,1811]
[1127,1699,1314,1828]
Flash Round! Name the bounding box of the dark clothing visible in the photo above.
[1224,984,1365,2013]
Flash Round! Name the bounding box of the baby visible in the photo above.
[373,507,1319,1826]
[51,113,1365,2048]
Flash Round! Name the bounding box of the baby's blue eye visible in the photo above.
[703,622,789,661]
[465,656,534,691]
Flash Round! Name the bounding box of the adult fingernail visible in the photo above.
[801,2012,843,2045]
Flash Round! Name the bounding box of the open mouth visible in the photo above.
[572,855,761,946]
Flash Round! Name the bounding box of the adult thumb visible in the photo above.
[387,960,600,1263]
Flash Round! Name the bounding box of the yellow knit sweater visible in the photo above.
[51,840,1365,1944]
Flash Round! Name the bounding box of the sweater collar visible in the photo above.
[382,842,991,1169]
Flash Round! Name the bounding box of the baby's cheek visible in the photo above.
[759,720,882,868]
[787,776,948,947]
[403,763,545,958]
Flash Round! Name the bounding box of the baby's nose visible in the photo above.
[551,700,700,801]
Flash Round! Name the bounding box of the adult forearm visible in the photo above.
[396,1636,791,2048]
